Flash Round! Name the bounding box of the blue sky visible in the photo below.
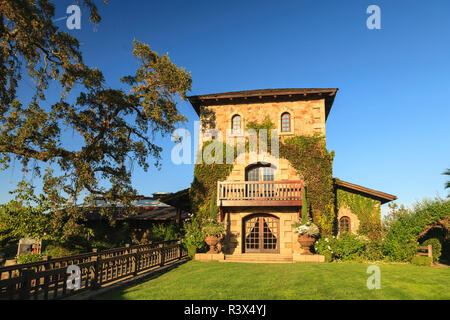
[1,0,449,214]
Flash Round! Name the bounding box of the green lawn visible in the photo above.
[99,261,450,300]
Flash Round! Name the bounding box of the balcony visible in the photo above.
[217,180,304,207]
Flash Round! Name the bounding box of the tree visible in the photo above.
[0,181,52,244]
[443,168,450,197]
[0,0,192,238]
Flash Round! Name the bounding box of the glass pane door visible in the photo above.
[244,215,279,253]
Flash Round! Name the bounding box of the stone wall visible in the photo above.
[337,205,361,235]
[224,153,302,182]
[199,99,326,145]
[196,96,368,254]
[222,208,301,255]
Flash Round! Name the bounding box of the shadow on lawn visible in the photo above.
[95,259,190,300]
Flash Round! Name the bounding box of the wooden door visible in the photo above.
[243,214,279,253]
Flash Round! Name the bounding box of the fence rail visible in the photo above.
[416,244,433,259]
[0,240,187,300]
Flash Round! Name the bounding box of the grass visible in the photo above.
[98,261,450,300]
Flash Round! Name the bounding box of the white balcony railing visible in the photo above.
[217,180,303,206]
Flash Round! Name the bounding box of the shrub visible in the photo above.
[314,234,368,262]
[93,222,132,247]
[182,216,206,258]
[89,240,116,251]
[383,198,450,262]
[411,256,432,266]
[363,240,385,261]
[383,236,418,262]
[422,238,442,263]
[17,253,43,264]
[148,222,181,242]
[43,243,84,258]
[333,233,367,261]
[0,243,18,260]
[314,237,335,262]
[322,250,333,262]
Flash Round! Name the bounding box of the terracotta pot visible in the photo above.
[205,235,220,254]
[297,234,316,255]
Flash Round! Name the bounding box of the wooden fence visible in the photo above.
[416,244,433,260]
[0,240,187,300]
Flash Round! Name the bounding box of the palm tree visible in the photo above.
[444,168,450,196]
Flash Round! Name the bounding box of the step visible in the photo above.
[221,254,293,264]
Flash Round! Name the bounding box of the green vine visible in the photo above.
[336,187,381,239]
[246,115,275,153]
[280,134,335,235]
[191,117,336,237]
[189,140,237,222]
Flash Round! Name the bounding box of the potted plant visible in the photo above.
[292,219,320,255]
[202,219,225,254]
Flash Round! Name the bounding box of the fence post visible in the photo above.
[42,256,51,300]
[178,240,182,260]
[160,243,165,267]
[132,246,139,277]
[427,244,433,261]
[91,248,99,290]
[19,269,32,300]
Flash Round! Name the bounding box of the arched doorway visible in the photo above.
[243,214,280,253]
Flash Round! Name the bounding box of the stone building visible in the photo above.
[187,88,396,262]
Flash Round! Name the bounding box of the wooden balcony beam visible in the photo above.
[219,200,302,207]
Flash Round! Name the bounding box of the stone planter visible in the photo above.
[297,234,316,255]
[205,235,221,254]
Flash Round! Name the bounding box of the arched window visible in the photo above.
[231,114,241,134]
[281,112,291,132]
[246,163,275,182]
[245,163,276,199]
[339,216,351,233]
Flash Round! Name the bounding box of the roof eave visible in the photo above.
[187,88,339,120]
[334,179,397,204]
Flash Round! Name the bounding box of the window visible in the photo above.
[245,164,276,198]
[339,216,351,233]
[246,164,275,182]
[281,112,291,132]
[231,114,241,134]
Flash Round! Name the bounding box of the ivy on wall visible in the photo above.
[190,120,336,236]
[280,135,335,236]
[190,118,273,222]
[246,115,275,153]
[335,186,381,239]
[189,141,237,222]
